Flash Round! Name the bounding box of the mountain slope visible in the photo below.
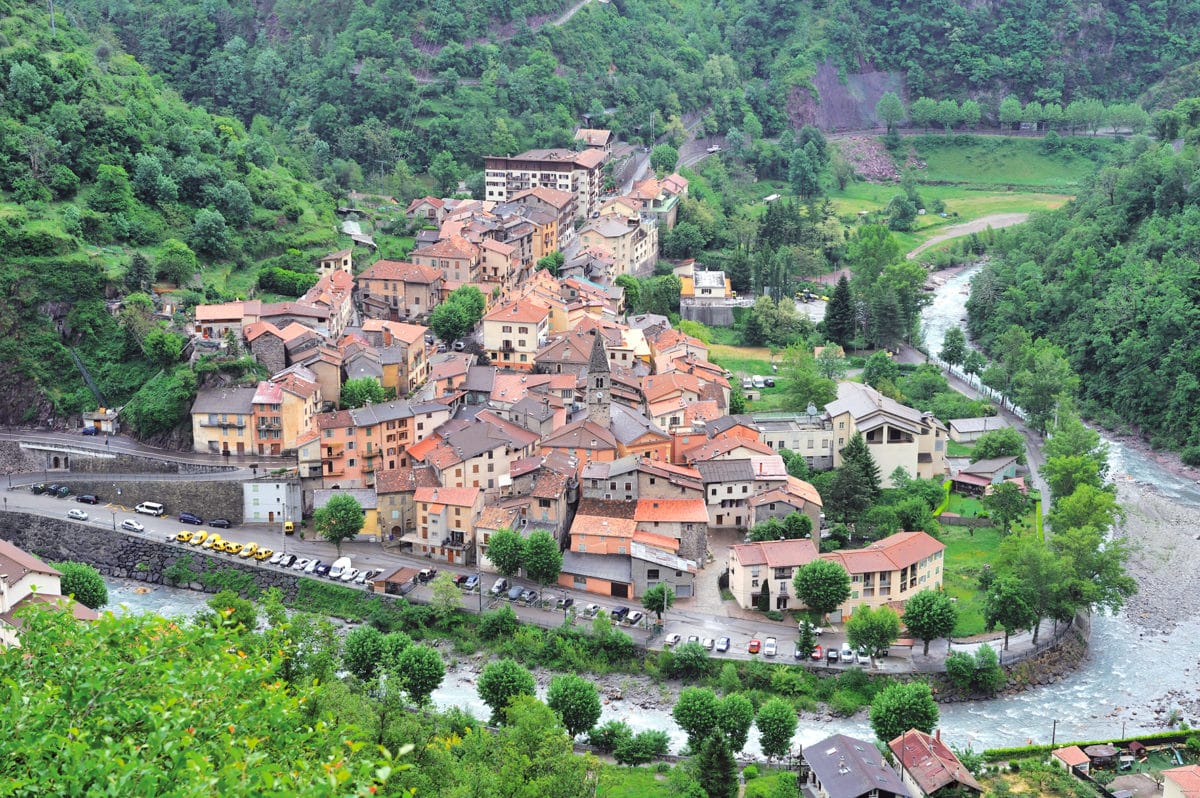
[0,0,339,425]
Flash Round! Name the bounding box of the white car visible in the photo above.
[857,649,871,665]
[268,551,286,565]
[339,568,359,583]
[764,637,778,657]
[664,633,682,647]
[119,518,145,533]
[624,610,644,626]
[706,144,721,153]
[583,603,601,617]
[841,645,855,663]
[304,560,320,574]
[702,637,715,650]
[67,508,88,521]
[291,558,311,572]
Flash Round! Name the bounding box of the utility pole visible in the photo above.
[1051,719,1058,747]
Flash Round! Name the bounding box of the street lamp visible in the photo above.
[476,570,483,613]
[111,511,116,531]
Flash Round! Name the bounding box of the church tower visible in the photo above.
[586,332,611,427]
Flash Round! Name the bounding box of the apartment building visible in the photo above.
[484,148,605,220]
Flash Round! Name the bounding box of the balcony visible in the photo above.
[500,341,515,352]
[199,419,246,429]
[257,421,281,431]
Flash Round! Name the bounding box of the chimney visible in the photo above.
[935,728,941,742]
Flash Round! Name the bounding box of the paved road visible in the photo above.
[1,429,295,469]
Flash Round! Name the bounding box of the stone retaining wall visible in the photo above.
[0,512,300,599]
[46,479,245,523]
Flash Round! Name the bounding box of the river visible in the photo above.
[101,268,1200,753]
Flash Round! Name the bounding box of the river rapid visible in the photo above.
[102,265,1200,754]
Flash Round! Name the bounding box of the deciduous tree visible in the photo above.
[869,682,939,743]
[396,644,444,706]
[477,658,536,724]
[523,530,562,586]
[55,561,107,609]
[970,427,1026,464]
[902,589,957,655]
[313,492,365,555]
[485,527,524,576]
[845,604,901,657]
[342,624,384,680]
[339,377,385,409]
[793,559,851,621]
[547,673,601,738]
[673,687,721,749]
[641,583,675,621]
[756,697,798,758]
[875,92,904,132]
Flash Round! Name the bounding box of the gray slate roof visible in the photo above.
[803,734,910,798]
[695,459,756,484]
[191,386,257,415]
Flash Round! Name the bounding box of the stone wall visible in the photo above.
[0,512,301,599]
[5,440,239,476]
[53,479,246,523]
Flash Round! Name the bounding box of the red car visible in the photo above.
[748,639,761,654]
[811,644,824,661]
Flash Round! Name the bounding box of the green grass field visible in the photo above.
[940,524,1003,636]
[912,135,1116,188]
[596,765,672,797]
[709,345,796,411]
[946,439,974,457]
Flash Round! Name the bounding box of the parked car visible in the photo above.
[254,548,272,561]
[417,568,438,583]
[702,637,715,650]
[706,144,722,153]
[763,377,776,388]
[827,648,839,663]
[624,610,643,626]
[29,483,47,495]
[201,536,221,550]
[208,519,232,529]
[840,645,855,663]
[135,502,165,516]
[75,494,99,504]
[278,554,296,568]
[179,512,203,525]
[453,574,470,587]
[764,637,778,657]
[490,578,509,595]
[610,606,630,622]
[463,575,480,592]
[741,378,753,390]
[54,485,70,498]
[686,635,700,646]
[67,508,88,521]
[811,644,823,661]
[303,560,321,575]
[452,340,466,351]
[189,531,208,547]
[522,589,539,605]
[793,641,805,660]
[664,633,682,647]
[269,551,286,565]
[314,563,331,577]
[46,484,60,496]
[354,569,374,585]
[747,639,761,654]
[175,531,193,543]
[119,518,145,533]
[237,543,258,559]
[715,636,730,652]
[339,568,359,583]
[81,426,99,436]
[224,542,244,556]
[555,596,574,611]
[291,558,311,571]
[507,585,525,601]
[751,375,766,389]
[583,603,601,617]
[857,649,871,665]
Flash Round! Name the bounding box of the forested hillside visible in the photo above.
[966,116,1200,458]
[0,0,337,426]
[73,0,1200,190]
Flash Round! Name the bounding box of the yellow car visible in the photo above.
[238,543,258,559]
[223,542,244,556]
[176,531,193,543]
[190,531,208,546]
[254,548,273,561]
[202,535,222,550]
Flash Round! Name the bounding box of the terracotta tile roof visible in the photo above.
[541,419,617,451]
[889,730,983,795]
[375,465,440,494]
[574,128,612,146]
[481,238,515,255]
[684,401,722,425]
[571,514,637,539]
[295,429,320,446]
[573,148,606,169]
[730,539,819,569]
[0,539,61,587]
[821,531,944,576]
[406,195,444,213]
[635,498,709,524]
[405,433,442,463]
[643,372,703,402]
[1052,746,1091,768]
[244,320,282,342]
[1165,766,1200,797]
[252,380,284,405]
[195,300,257,322]
[315,409,355,430]
[357,260,443,283]
[532,470,569,499]
[478,505,522,531]
[412,235,479,260]
[512,185,575,209]
[415,486,481,507]
[632,530,680,552]
[483,299,550,324]
[682,436,776,463]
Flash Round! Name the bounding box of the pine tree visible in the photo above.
[125,252,152,292]
[824,274,856,347]
[840,432,881,500]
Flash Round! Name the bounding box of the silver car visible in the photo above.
[764,637,778,657]
[715,636,731,652]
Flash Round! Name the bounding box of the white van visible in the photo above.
[134,501,165,516]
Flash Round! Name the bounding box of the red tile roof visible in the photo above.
[357,260,443,283]
[889,730,984,795]
[571,514,637,538]
[635,498,709,523]
[821,531,944,575]
[412,235,479,260]
[730,539,819,568]
[1164,766,1200,797]
[483,299,551,324]
[415,486,481,507]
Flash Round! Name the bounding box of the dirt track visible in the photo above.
[906,213,1030,259]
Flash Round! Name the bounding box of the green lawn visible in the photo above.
[946,439,974,457]
[709,345,796,412]
[912,135,1117,188]
[939,524,1003,636]
[945,494,986,517]
[596,765,673,797]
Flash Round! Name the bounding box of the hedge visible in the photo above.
[983,730,1194,762]
[933,480,952,517]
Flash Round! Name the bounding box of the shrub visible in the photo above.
[587,720,633,753]
[829,689,866,716]
[742,765,759,780]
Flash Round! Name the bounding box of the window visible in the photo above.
[348,458,356,466]
[502,325,512,333]
[617,546,626,555]
[347,441,355,450]
[518,326,528,333]
[578,541,586,552]
[752,579,759,588]
[647,569,660,580]
[574,575,587,588]
[539,498,551,507]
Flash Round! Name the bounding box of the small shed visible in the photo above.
[1052,745,1091,774]
[1084,744,1120,769]
[1127,741,1147,758]
[376,566,419,596]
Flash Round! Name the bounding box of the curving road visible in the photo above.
[906,212,1031,260]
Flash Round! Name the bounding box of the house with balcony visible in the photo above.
[360,319,431,396]
[749,475,824,531]
[317,248,353,277]
[298,269,355,340]
[417,411,540,492]
[375,464,441,543]
[409,235,481,287]
[250,370,321,455]
[825,381,949,487]
[355,260,444,321]
[508,186,575,251]
[630,540,697,599]
[481,299,550,371]
[405,196,445,225]
[627,173,688,229]
[409,486,484,565]
[485,148,604,220]
[820,531,946,621]
[0,539,98,647]
[578,215,658,279]
[191,386,258,454]
[726,538,818,611]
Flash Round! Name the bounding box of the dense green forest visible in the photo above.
[828,0,1200,104]
[0,0,338,425]
[966,108,1200,458]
